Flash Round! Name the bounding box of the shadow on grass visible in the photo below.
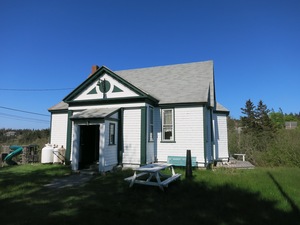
[267,171,300,218]
[0,167,299,225]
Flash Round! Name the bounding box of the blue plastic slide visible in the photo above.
[4,145,23,165]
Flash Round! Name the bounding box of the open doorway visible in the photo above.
[79,125,99,169]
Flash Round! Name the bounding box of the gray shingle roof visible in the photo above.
[48,60,229,113]
[70,108,120,120]
[215,103,229,113]
[115,60,215,105]
[48,101,68,111]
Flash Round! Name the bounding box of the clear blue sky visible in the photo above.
[1,0,300,129]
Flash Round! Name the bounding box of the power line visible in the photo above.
[0,106,49,117]
[0,88,74,91]
[0,113,49,124]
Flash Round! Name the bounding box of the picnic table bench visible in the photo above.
[234,153,246,161]
[124,163,181,191]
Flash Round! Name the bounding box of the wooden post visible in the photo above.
[185,149,193,178]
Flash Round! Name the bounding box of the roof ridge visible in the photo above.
[114,60,213,73]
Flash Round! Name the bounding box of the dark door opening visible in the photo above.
[79,125,99,169]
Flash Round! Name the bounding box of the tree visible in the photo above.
[227,116,241,154]
[269,108,285,129]
[229,102,300,166]
[240,99,256,133]
[241,99,275,133]
[256,100,274,132]
[240,99,276,154]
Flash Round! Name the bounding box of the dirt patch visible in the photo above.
[44,173,94,189]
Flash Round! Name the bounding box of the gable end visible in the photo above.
[63,66,158,104]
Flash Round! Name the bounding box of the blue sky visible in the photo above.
[1,0,300,129]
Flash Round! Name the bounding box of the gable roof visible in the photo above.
[63,66,157,103]
[115,60,215,106]
[48,60,229,112]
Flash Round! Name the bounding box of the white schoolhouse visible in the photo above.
[48,60,229,172]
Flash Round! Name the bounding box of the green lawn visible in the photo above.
[0,164,299,225]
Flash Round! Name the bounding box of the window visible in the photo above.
[109,123,115,145]
[162,109,174,141]
[149,107,154,141]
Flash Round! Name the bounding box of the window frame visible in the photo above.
[109,123,116,145]
[148,106,154,142]
[161,108,175,142]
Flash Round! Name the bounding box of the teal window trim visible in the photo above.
[161,108,175,142]
[140,107,147,165]
[109,123,116,145]
[203,107,207,165]
[148,106,154,142]
[117,108,124,165]
[65,110,73,164]
[161,140,176,143]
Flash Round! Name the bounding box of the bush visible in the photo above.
[228,119,300,167]
[261,129,300,167]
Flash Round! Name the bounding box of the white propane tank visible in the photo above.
[53,144,60,163]
[41,144,54,163]
[58,145,66,164]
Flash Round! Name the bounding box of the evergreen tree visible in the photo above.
[241,99,275,133]
[240,99,256,132]
[256,100,274,132]
[240,99,276,153]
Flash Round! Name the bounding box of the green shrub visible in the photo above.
[229,123,300,167]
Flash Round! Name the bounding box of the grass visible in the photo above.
[0,164,300,225]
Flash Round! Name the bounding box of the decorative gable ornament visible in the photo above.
[68,69,145,102]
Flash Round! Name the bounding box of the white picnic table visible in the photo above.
[124,163,181,191]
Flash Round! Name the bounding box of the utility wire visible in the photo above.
[0,88,74,91]
[0,106,49,117]
[0,113,49,124]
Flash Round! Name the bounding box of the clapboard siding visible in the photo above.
[50,113,68,148]
[103,120,118,169]
[147,141,155,164]
[156,107,205,165]
[122,109,141,165]
[213,113,229,159]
